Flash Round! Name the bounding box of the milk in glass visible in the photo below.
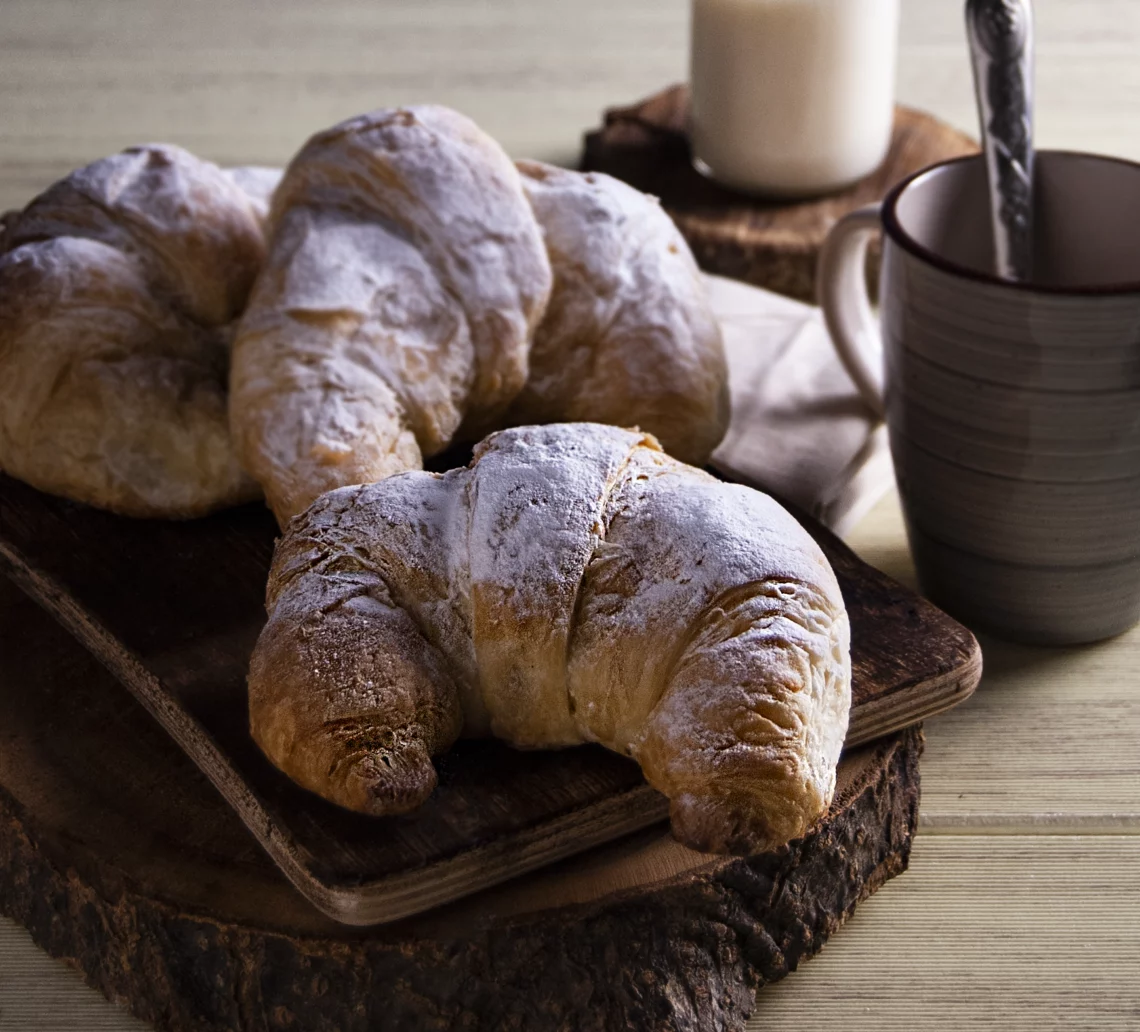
[690,0,900,196]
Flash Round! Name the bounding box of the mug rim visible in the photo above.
[881,149,1140,296]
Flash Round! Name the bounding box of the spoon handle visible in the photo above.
[966,0,1035,282]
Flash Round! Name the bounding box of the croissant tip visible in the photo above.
[668,791,808,856]
[339,746,439,818]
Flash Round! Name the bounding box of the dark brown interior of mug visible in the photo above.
[886,151,1140,292]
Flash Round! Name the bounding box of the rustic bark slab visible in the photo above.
[0,470,978,925]
[581,84,978,302]
[0,575,923,1031]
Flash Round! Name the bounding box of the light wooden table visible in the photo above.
[2,1,1138,1029]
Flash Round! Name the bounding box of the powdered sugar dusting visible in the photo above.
[0,144,264,517]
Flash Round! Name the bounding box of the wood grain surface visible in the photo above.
[847,492,1140,837]
[2,0,1140,1028]
[0,465,978,927]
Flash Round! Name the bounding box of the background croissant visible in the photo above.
[249,423,851,854]
[506,160,729,466]
[0,145,267,518]
[230,106,729,526]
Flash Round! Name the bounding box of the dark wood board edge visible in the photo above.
[0,537,326,900]
[0,536,680,927]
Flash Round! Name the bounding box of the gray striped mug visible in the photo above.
[818,151,1140,644]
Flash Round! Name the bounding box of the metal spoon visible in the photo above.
[965,0,1035,282]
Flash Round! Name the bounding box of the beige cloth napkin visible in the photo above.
[704,273,893,537]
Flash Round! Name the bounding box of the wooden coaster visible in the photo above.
[581,84,978,302]
[0,575,922,1032]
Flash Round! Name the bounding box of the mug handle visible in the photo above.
[817,204,886,419]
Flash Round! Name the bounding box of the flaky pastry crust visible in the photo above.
[510,161,730,466]
[230,109,732,527]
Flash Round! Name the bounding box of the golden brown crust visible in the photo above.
[251,496,464,815]
[0,145,265,518]
[0,115,731,522]
[248,423,850,855]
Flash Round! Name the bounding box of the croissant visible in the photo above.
[230,107,729,527]
[223,165,283,228]
[229,106,554,525]
[248,423,851,854]
[0,145,266,517]
[507,161,729,466]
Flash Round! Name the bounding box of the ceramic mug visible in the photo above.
[818,151,1140,645]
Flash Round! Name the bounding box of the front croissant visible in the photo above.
[248,423,851,854]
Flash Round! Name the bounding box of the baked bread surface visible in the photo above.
[0,145,265,517]
[509,161,729,466]
[229,106,554,525]
[0,109,732,522]
[249,422,851,854]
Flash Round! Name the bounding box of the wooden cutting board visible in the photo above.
[0,466,981,929]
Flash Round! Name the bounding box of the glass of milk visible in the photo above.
[690,0,900,197]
